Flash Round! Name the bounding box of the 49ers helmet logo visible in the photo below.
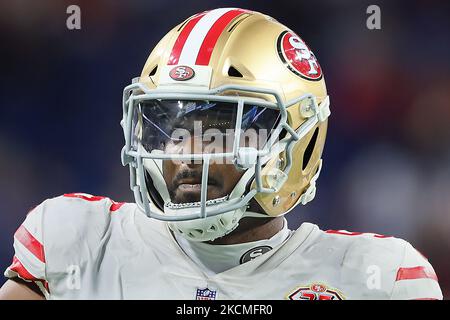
[277,31,322,81]
[169,65,195,81]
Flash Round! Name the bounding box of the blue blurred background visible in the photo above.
[1,0,449,298]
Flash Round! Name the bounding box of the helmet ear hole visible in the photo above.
[149,65,158,76]
[302,127,319,170]
[228,66,243,78]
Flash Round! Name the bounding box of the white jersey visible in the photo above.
[4,193,442,300]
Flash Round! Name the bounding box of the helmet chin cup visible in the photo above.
[167,203,246,242]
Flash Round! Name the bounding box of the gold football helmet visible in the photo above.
[121,8,330,241]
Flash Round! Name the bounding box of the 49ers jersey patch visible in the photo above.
[286,283,345,300]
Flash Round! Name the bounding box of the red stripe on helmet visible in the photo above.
[168,11,209,65]
[195,9,247,66]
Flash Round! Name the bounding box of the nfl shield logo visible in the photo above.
[195,287,217,300]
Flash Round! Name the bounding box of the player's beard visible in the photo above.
[167,168,224,204]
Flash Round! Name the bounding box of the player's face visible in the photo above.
[160,104,246,204]
[147,100,278,204]
[162,157,244,204]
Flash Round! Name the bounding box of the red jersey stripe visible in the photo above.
[9,256,49,292]
[195,9,247,65]
[64,193,124,213]
[396,266,438,282]
[14,225,45,263]
[64,193,106,202]
[9,256,38,281]
[110,202,125,212]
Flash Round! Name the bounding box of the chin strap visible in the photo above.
[244,158,323,219]
[298,159,323,205]
[240,159,324,219]
[243,211,271,218]
[317,96,331,122]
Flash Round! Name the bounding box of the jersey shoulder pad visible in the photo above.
[4,193,131,297]
[42,193,127,250]
[317,229,405,279]
[390,241,442,300]
[319,229,442,299]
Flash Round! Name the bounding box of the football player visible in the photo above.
[0,8,442,300]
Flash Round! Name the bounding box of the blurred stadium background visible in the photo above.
[0,0,449,298]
